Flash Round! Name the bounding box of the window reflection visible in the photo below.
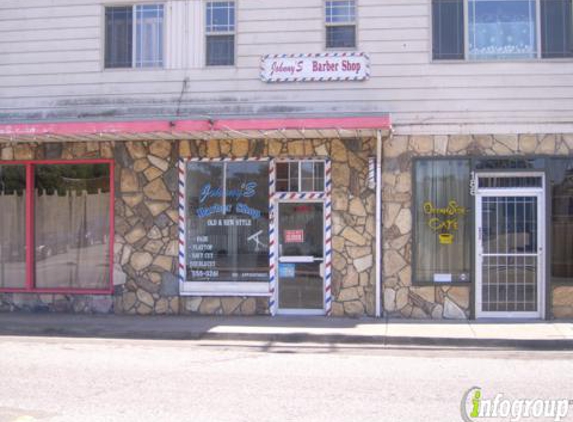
[34,164,110,290]
[0,166,26,289]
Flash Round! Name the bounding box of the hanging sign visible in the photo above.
[260,52,370,83]
[285,230,304,243]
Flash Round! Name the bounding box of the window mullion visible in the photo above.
[536,0,542,58]
[132,5,137,68]
[464,0,469,60]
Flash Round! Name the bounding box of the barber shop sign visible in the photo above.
[260,52,370,83]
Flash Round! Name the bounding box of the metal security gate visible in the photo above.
[475,174,545,318]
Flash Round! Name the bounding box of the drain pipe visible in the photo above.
[375,130,383,318]
[375,128,393,317]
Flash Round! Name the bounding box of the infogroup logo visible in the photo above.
[461,387,572,422]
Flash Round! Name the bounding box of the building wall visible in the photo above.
[0,137,377,317]
[1,0,572,134]
[381,133,573,319]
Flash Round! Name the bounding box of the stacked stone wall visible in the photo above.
[382,133,573,319]
[0,137,377,317]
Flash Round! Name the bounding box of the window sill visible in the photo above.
[0,288,113,295]
[431,57,573,64]
[102,66,166,72]
[180,281,271,296]
[411,281,472,287]
[325,47,358,52]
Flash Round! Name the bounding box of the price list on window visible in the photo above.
[189,235,219,279]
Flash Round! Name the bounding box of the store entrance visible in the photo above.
[277,201,325,315]
[475,174,545,319]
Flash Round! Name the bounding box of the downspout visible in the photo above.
[375,128,393,318]
[375,130,383,317]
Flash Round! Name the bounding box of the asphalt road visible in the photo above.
[0,336,572,422]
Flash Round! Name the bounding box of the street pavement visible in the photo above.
[0,335,572,422]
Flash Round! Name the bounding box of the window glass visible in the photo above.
[326,1,356,23]
[105,4,163,69]
[326,26,356,49]
[0,166,26,289]
[325,0,356,48]
[206,35,235,66]
[34,164,110,290]
[206,1,235,32]
[135,4,164,68]
[206,1,235,66]
[541,0,573,58]
[550,158,573,283]
[276,162,325,192]
[105,6,133,68]
[186,161,269,282]
[414,160,472,283]
[469,0,537,60]
[432,0,465,60]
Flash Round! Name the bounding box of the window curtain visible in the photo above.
[135,5,164,68]
[0,166,26,289]
[34,165,110,290]
[414,160,471,283]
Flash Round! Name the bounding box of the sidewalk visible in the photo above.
[0,313,572,350]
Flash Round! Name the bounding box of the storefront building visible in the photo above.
[1,0,572,320]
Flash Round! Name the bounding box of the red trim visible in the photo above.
[0,159,114,295]
[108,161,115,294]
[25,164,34,290]
[0,116,391,137]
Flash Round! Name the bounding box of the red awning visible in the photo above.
[0,116,391,143]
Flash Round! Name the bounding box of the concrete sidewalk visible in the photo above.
[0,313,572,350]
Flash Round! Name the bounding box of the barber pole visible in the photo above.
[178,158,186,286]
[324,159,333,315]
[268,160,277,315]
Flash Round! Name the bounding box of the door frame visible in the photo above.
[275,199,327,316]
[474,172,546,319]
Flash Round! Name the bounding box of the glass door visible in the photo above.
[277,202,324,314]
[476,177,545,318]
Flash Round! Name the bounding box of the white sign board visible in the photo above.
[260,52,370,83]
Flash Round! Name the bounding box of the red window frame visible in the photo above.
[0,159,115,295]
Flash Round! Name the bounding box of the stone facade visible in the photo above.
[0,137,377,317]
[382,133,573,319]
[2,134,573,319]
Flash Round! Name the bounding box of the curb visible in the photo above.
[1,327,572,351]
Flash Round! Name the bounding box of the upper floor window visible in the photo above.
[206,1,235,66]
[105,4,164,69]
[432,0,573,60]
[325,1,357,49]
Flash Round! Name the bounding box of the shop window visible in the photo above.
[276,161,325,192]
[325,1,357,49]
[206,1,235,66]
[185,161,269,284]
[0,165,27,289]
[550,158,573,283]
[413,159,472,283]
[432,0,573,60]
[104,4,164,69]
[0,162,112,293]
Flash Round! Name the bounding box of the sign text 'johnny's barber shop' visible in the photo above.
[260,52,370,83]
